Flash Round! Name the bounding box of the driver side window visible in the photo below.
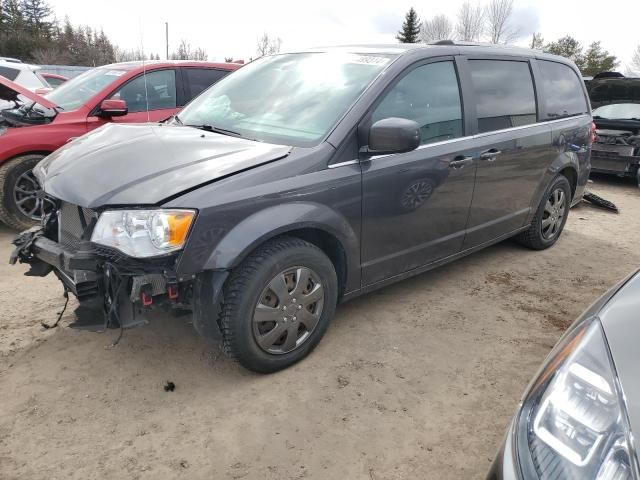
[372,61,463,145]
[110,69,177,113]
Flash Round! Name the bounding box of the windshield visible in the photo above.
[45,67,127,111]
[177,52,394,147]
[592,103,640,120]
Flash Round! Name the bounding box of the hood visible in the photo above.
[0,75,57,109]
[589,78,640,109]
[36,123,292,208]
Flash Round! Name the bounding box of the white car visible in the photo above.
[0,59,51,92]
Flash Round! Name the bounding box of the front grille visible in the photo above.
[58,202,97,249]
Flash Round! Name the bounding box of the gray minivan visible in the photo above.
[11,42,593,373]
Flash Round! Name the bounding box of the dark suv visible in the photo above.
[11,43,592,373]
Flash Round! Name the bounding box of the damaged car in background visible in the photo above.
[589,75,640,186]
[0,61,239,231]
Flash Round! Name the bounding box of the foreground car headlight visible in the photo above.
[517,318,639,480]
[91,209,195,258]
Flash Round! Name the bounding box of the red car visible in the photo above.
[0,60,240,229]
[40,72,68,88]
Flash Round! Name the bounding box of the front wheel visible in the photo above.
[517,175,571,250]
[219,236,338,373]
[0,154,54,230]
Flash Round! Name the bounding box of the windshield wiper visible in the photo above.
[186,124,245,138]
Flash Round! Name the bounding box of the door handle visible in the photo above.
[479,149,502,161]
[449,155,473,169]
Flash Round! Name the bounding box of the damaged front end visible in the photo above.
[591,128,640,185]
[10,202,216,335]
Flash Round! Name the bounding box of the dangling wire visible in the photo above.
[41,287,69,329]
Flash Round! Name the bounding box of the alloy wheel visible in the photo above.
[541,187,566,240]
[252,266,325,355]
[13,170,56,220]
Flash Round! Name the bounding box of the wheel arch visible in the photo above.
[1,151,52,165]
[559,165,578,198]
[196,202,361,296]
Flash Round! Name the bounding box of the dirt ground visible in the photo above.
[0,175,638,480]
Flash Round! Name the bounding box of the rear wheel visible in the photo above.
[219,236,338,373]
[517,175,571,250]
[0,154,54,230]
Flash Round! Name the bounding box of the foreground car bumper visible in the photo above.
[487,420,519,480]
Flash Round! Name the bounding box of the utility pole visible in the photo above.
[165,22,169,60]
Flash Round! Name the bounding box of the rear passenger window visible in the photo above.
[183,68,229,101]
[0,66,19,81]
[468,60,537,133]
[372,61,463,145]
[538,61,588,118]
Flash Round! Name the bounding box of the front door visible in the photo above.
[360,59,477,286]
[88,69,179,129]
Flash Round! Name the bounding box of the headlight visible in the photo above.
[517,318,639,480]
[91,209,195,258]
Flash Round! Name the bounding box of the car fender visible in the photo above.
[194,201,361,293]
[526,141,581,224]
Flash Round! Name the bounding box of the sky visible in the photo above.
[48,0,639,69]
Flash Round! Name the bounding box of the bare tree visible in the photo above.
[628,45,640,76]
[530,32,544,50]
[485,0,518,44]
[170,39,207,60]
[420,14,454,43]
[256,33,282,57]
[455,2,484,42]
[114,46,148,62]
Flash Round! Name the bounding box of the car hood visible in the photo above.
[0,74,57,109]
[589,78,640,109]
[35,123,292,208]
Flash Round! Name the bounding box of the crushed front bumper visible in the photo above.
[10,224,224,337]
[591,146,640,183]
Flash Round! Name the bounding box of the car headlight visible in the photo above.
[91,209,195,258]
[516,317,639,480]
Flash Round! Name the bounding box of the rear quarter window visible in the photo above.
[0,66,19,81]
[538,61,588,119]
[183,68,230,101]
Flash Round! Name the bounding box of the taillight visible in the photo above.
[590,121,597,144]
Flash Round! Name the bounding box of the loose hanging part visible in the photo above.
[41,288,69,329]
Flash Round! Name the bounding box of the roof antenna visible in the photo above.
[138,18,150,122]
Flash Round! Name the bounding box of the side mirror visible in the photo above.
[99,99,128,118]
[367,118,421,155]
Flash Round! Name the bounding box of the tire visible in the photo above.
[0,154,49,231]
[219,236,338,373]
[517,175,571,250]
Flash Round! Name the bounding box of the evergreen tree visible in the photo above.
[22,0,52,37]
[397,7,421,43]
[545,36,585,71]
[581,41,618,76]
